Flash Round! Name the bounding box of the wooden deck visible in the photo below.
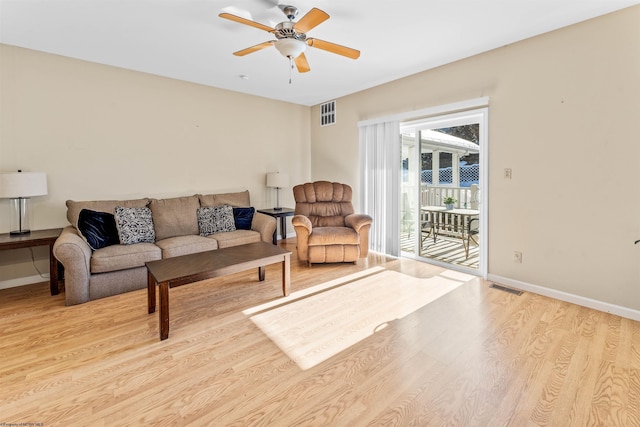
[401,230,480,269]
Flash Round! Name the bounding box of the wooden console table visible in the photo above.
[0,228,63,295]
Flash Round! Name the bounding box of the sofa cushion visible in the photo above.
[198,190,250,208]
[77,209,120,250]
[148,196,200,241]
[208,229,261,248]
[66,198,150,228]
[90,243,161,273]
[155,235,218,258]
[197,205,236,236]
[233,207,255,230]
[115,206,156,245]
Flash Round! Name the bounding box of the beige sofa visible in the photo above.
[53,190,276,306]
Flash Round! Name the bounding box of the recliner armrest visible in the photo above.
[345,214,373,233]
[292,214,313,262]
[292,215,312,233]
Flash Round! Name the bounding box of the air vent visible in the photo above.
[320,100,336,126]
[489,283,523,296]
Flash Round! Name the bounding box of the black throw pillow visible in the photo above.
[233,207,255,230]
[78,209,120,250]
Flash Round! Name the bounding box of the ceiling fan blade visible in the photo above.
[294,52,311,73]
[307,38,360,59]
[219,13,274,33]
[233,41,274,56]
[294,7,329,33]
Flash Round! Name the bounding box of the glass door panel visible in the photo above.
[400,115,484,273]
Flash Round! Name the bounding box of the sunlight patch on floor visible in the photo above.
[244,268,471,370]
[242,266,387,316]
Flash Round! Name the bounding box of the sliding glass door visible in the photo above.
[400,109,487,274]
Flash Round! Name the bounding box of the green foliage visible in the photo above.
[443,196,457,204]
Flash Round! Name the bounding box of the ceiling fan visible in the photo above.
[219,4,360,75]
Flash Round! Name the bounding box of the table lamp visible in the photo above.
[266,172,289,211]
[0,170,48,235]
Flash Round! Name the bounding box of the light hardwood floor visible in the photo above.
[1,239,638,426]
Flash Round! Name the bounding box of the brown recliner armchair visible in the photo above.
[292,181,373,266]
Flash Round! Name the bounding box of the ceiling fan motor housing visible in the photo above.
[275,22,307,41]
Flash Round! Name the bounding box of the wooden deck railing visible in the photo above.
[420,184,479,209]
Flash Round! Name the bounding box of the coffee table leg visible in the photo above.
[159,282,170,340]
[282,253,290,296]
[147,271,156,314]
[258,266,266,281]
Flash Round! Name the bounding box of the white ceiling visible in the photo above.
[1,0,638,106]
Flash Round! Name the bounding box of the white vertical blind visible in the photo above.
[359,120,400,257]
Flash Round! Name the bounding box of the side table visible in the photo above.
[0,228,63,295]
[257,208,295,245]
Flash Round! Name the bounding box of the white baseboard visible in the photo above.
[488,274,640,322]
[0,274,50,290]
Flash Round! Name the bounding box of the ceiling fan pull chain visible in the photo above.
[289,56,293,84]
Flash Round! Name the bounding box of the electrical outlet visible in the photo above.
[504,168,512,179]
[513,251,522,263]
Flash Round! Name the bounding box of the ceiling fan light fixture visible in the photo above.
[274,38,306,59]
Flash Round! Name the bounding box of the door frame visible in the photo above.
[400,107,488,278]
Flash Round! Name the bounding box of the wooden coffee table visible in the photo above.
[146,241,291,340]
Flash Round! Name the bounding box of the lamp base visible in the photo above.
[10,229,31,236]
[9,198,32,237]
[273,207,283,211]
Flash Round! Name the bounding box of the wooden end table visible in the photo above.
[0,228,63,295]
[146,241,291,340]
[257,208,295,244]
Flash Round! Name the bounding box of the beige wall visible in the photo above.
[0,45,310,283]
[311,6,640,313]
[2,6,639,314]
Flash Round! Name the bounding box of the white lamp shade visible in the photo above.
[266,172,290,188]
[0,172,48,198]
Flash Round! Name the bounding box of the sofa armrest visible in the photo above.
[53,226,92,306]
[251,212,277,244]
[345,214,373,233]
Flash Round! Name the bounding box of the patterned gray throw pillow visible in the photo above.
[197,205,236,236]
[114,206,156,244]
